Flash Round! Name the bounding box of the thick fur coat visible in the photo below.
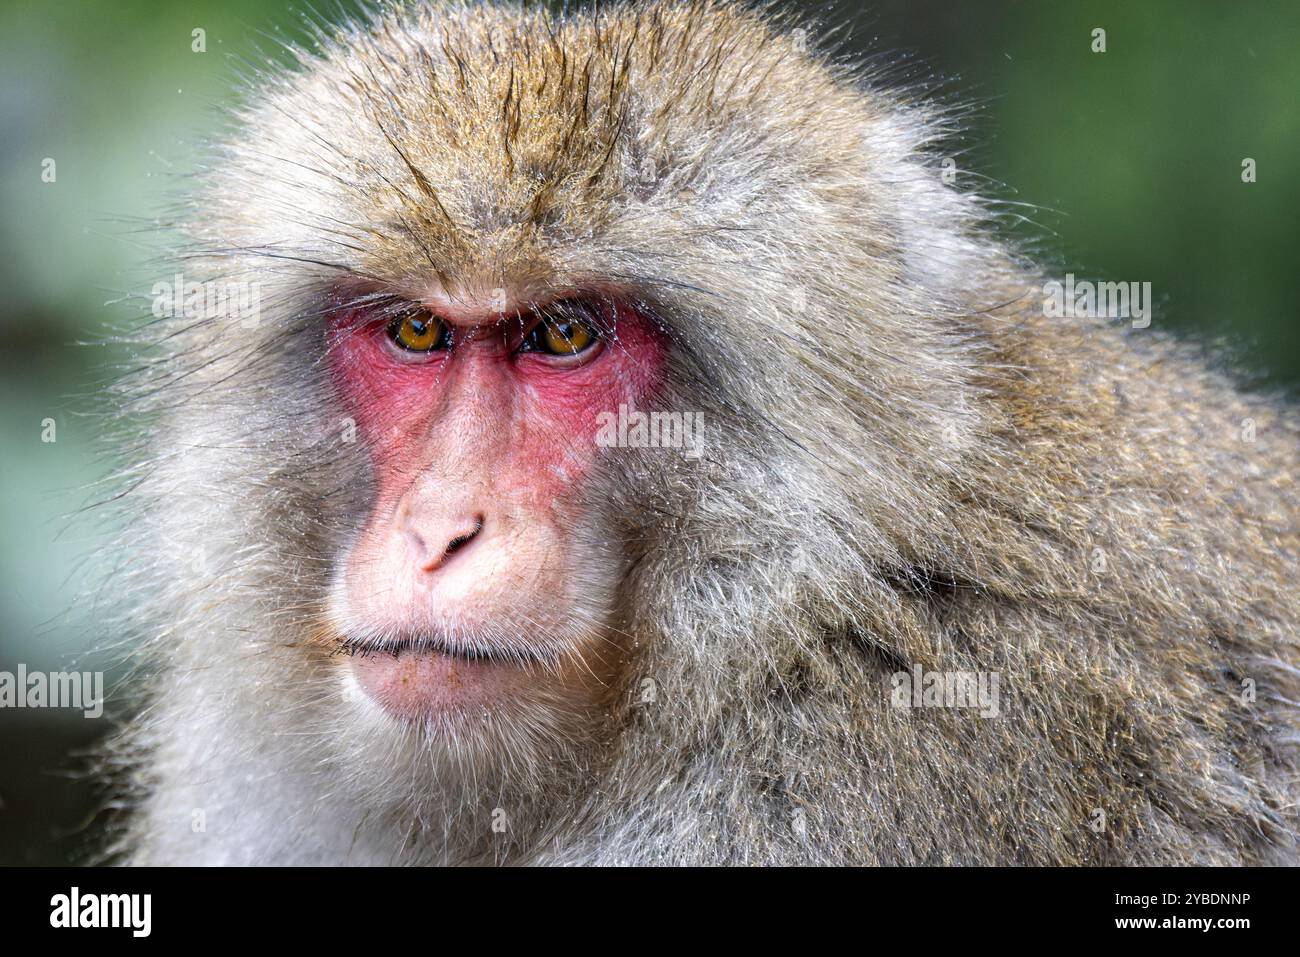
[104,0,1299,864]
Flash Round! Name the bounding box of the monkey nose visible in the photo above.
[409,514,485,573]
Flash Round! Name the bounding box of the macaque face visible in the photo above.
[325,285,665,728]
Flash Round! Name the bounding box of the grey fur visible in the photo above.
[100,1,1298,865]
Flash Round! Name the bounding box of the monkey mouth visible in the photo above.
[336,633,551,667]
[337,631,564,720]
[342,637,491,663]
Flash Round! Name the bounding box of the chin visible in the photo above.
[327,639,613,820]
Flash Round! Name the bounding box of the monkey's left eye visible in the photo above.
[521,306,601,357]
[388,310,450,352]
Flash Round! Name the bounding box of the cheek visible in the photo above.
[326,318,450,471]
[512,312,667,486]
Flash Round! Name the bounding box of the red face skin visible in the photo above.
[326,288,664,722]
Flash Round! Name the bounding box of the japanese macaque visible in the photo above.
[103,0,1298,865]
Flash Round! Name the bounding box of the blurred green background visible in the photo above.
[1,0,1296,864]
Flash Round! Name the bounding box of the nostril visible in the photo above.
[442,514,484,560]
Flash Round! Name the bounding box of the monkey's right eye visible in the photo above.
[387,310,450,352]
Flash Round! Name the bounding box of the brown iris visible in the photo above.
[388,310,449,352]
[524,304,601,356]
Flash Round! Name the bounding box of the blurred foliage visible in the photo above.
[0,0,1296,864]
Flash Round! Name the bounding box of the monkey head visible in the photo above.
[157,2,982,774]
[125,0,1059,861]
[182,0,969,758]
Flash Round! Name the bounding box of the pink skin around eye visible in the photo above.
[326,301,667,506]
